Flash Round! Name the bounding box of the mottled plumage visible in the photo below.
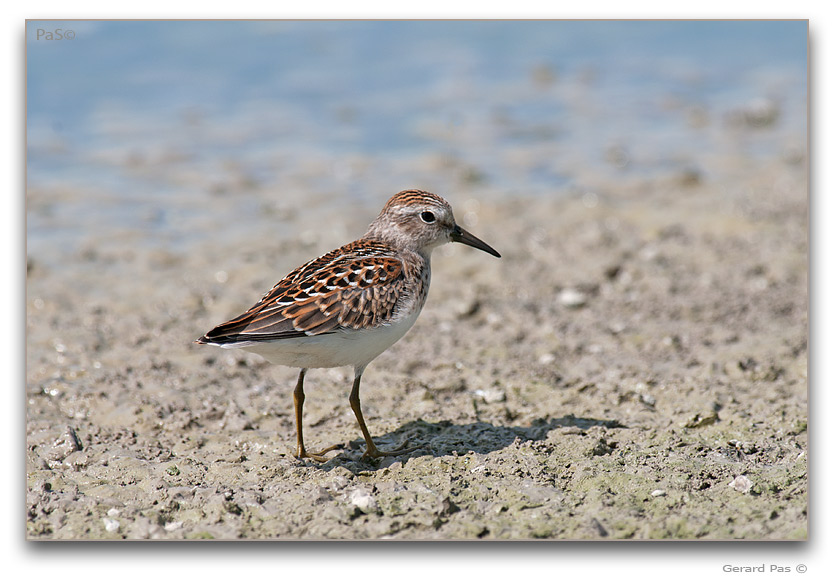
[196,189,500,461]
[199,239,425,346]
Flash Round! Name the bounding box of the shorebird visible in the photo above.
[196,189,500,461]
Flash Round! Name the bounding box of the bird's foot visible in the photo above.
[294,443,343,463]
[361,440,421,460]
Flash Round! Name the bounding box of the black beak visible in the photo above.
[451,225,501,258]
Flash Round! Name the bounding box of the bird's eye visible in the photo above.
[420,211,436,223]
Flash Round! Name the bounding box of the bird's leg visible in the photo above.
[349,372,420,459]
[292,368,309,458]
[292,368,342,462]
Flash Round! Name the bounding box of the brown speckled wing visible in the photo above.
[197,240,408,345]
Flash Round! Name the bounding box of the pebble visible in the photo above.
[728,475,753,493]
[456,298,481,318]
[639,393,657,407]
[349,488,379,514]
[102,517,120,532]
[608,321,626,334]
[473,388,506,403]
[558,288,587,308]
[45,428,83,463]
[651,489,667,497]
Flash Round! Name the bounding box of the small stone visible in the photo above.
[608,321,626,334]
[65,426,83,451]
[456,298,481,318]
[558,288,587,308]
[349,488,379,514]
[473,388,506,403]
[651,489,667,497]
[102,517,120,533]
[639,393,656,407]
[538,353,556,365]
[164,521,183,531]
[107,508,121,517]
[728,475,753,493]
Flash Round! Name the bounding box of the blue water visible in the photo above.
[27,20,806,148]
[26,20,808,261]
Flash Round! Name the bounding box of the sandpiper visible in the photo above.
[196,189,500,461]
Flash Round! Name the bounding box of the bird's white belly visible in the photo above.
[237,305,423,370]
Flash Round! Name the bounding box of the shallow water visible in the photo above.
[26,20,807,265]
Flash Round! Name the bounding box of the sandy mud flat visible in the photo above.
[26,143,807,539]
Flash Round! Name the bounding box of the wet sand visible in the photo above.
[26,141,807,539]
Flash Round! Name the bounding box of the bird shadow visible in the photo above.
[311,414,626,473]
